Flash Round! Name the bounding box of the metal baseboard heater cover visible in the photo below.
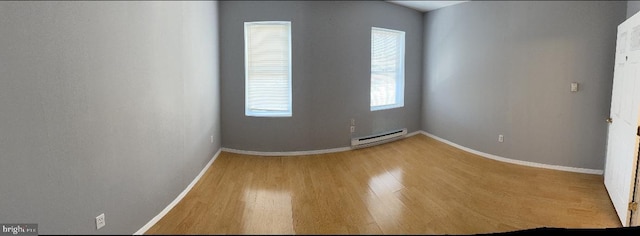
[351,128,407,149]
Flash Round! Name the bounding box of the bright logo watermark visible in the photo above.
[0,224,37,236]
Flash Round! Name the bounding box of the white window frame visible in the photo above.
[370,27,405,111]
[244,21,292,117]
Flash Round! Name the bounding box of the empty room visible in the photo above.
[2,0,640,235]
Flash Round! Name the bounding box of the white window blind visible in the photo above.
[244,21,292,117]
[371,27,405,111]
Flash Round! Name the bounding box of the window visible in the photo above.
[244,21,292,117]
[370,27,405,111]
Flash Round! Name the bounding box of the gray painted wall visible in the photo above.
[0,1,220,234]
[220,1,423,152]
[627,1,640,19]
[422,1,626,170]
[628,0,640,18]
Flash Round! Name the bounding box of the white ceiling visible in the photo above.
[387,1,467,12]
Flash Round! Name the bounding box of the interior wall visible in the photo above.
[0,1,220,234]
[628,0,640,18]
[422,1,626,170]
[220,0,423,152]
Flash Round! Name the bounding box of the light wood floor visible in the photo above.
[146,134,621,235]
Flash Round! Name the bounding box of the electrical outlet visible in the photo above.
[96,213,105,230]
[350,126,355,133]
[210,135,213,143]
[570,82,579,92]
[498,135,504,143]
[351,118,355,126]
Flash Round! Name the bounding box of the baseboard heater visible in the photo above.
[351,128,407,149]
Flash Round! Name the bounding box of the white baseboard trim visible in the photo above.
[222,130,421,156]
[221,146,352,156]
[134,148,222,235]
[406,130,422,137]
[419,131,604,175]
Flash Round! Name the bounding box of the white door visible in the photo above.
[604,12,640,227]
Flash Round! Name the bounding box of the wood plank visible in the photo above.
[145,135,621,235]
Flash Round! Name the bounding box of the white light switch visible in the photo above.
[570,82,579,92]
